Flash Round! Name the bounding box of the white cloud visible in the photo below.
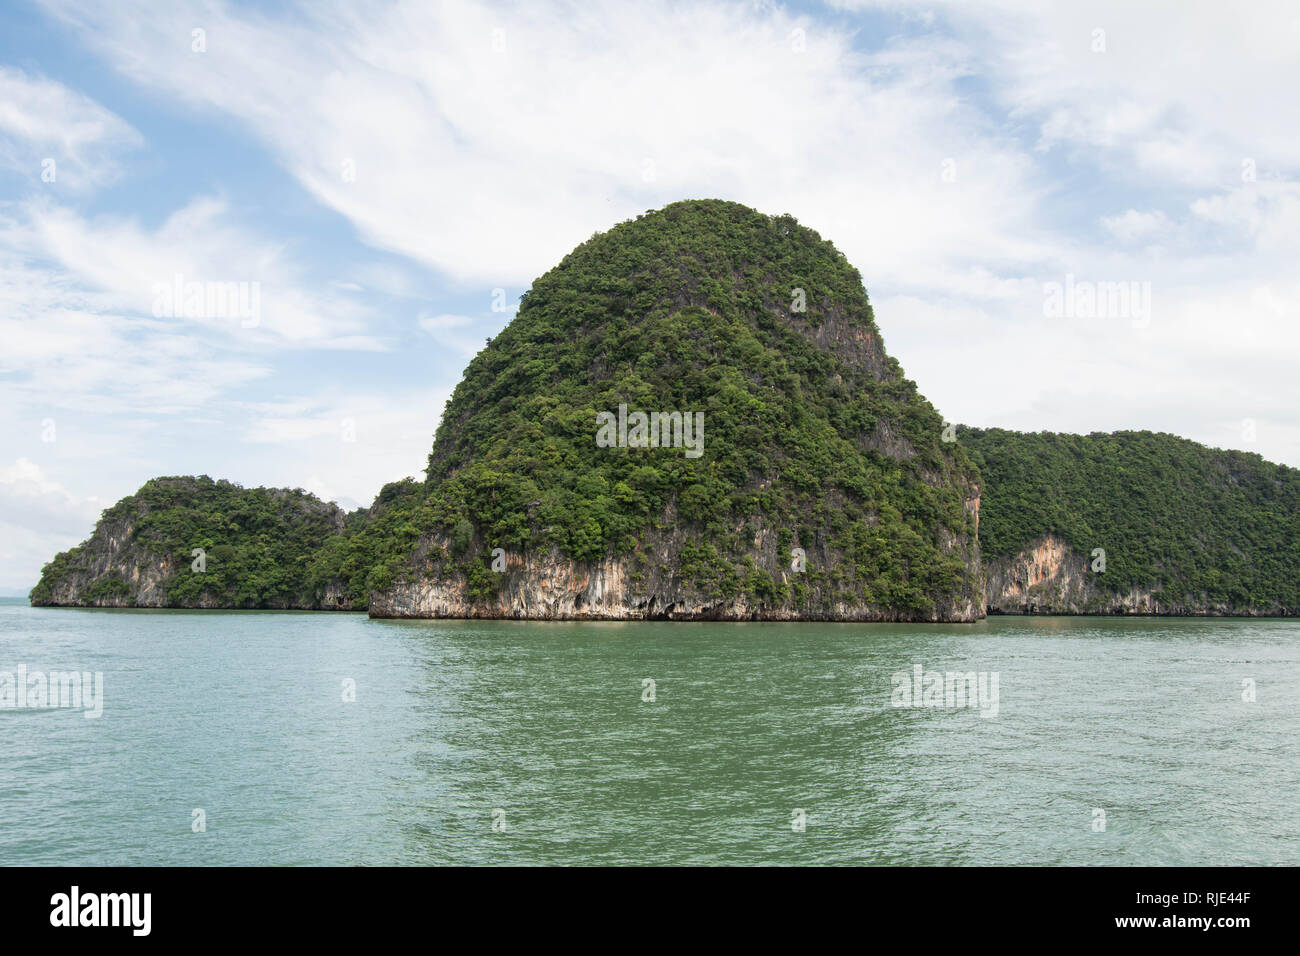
[838,0,1300,188]
[0,188,394,458]
[0,457,89,504]
[0,66,142,190]
[0,458,104,590]
[40,0,1050,294]
[0,223,272,419]
[1190,181,1300,250]
[417,311,493,358]
[1101,209,1171,244]
[23,196,385,348]
[236,385,453,498]
[0,185,396,586]
[4,0,1295,601]
[301,474,362,513]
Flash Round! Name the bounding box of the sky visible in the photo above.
[0,0,1297,591]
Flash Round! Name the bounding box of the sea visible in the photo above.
[1,597,1295,865]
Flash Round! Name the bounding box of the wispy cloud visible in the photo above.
[3,0,1297,589]
[0,457,104,590]
[39,0,1049,291]
[0,65,142,190]
[417,312,491,358]
[23,196,386,348]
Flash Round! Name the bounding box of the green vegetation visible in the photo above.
[392,199,979,614]
[31,476,359,608]
[304,478,426,602]
[32,201,983,615]
[39,200,1299,618]
[963,428,1300,610]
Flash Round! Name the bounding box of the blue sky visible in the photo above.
[1,0,1298,590]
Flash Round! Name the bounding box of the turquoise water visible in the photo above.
[0,597,1296,865]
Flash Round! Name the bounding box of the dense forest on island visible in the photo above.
[29,476,359,609]
[364,198,981,616]
[29,201,1300,619]
[965,427,1300,612]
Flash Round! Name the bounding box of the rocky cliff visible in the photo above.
[967,428,1300,616]
[983,533,1293,616]
[32,203,1300,620]
[983,533,1162,614]
[364,199,985,621]
[369,505,984,622]
[30,476,360,610]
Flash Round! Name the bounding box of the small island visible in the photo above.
[30,201,1300,619]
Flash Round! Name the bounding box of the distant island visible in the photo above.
[30,200,1300,619]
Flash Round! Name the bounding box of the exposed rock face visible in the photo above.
[983,533,1287,616]
[40,203,1299,621]
[964,427,1300,617]
[31,476,360,610]
[371,199,986,622]
[983,534,1090,614]
[371,510,984,622]
[35,512,176,608]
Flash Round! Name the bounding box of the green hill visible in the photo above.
[32,201,1300,619]
[30,476,361,610]
[964,428,1300,614]
[360,198,984,619]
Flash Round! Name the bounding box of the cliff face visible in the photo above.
[35,205,1300,621]
[965,427,1300,617]
[984,534,1293,617]
[31,476,360,610]
[34,510,175,608]
[371,492,984,622]
[983,534,1147,615]
[369,199,985,621]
